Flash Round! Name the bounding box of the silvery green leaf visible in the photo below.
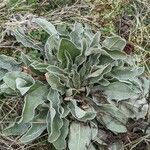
[68,122,95,150]
[104,50,127,60]
[69,101,96,121]
[20,110,47,143]
[101,114,127,133]
[84,56,94,73]
[19,84,48,123]
[32,18,58,35]
[116,60,124,67]
[47,89,63,142]
[79,55,94,82]
[90,53,101,65]
[99,79,110,86]
[30,62,49,73]
[13,27,43,52]
[70,22,84,47]
[102,36,126,51]
[88,65,109,78]
[104,82,137,101]
[90,31,101,48]
[45,34,59,64]
[0,69,7,80]
[0,83,16,95]
[16,78,34,95]
[20,123,46,143]
[98,104,128,133]
[141,77,150,96]
[21,54,47,74]
[3,71,35,95]
[0,55,21,71]
[88,65,112,84]
[47,65,68,78]
[85,48,101,56]
[119,98,148,119]
[47,110,59,143]
[99,55,113,65]
[58,38,81,66]
[84,23,94,37]
[46,65,70,86]
[3,117,30,136]
[53,119,69,150]
[65,51,73,72]
[129,77,150,97]
[60,104,70,118]
[84,27,94,44]
[100,104,128,123]
[21,52,33,66]
[72,69,81,89]
[112,67,144,81]
[45,72,65,94]
[87,74,103,85]
[75,38,87,66]
[57,24,70,36]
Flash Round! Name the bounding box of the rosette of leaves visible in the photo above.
[1,18,149,150]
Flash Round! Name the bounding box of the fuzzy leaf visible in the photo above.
[3,71,35,95]
[53,119,69,150]
[99,78,110,86]
[47,65,70,87]
[98,104,128,133]
[3,117,30,136]
[45,35,59,64]
[47,65,68,77]
[75,38,87,66]
[69,101,96,122]
[58,39,81,66]
[68,122,95,150]
[20,111,47,143]
[32,18,58,35]
[16,78,34,95]
[90,31,101,47]
[88,65,109,78]
[88,65,112,84]
[0,83,16,95]
[103,50,127,60]
[72,69,81,89]
[102,36,126,51]
[70,22,84,47]
[21,52,33,66]
[104,82,137,101]
[60,104,70,118]
[119,98,148,119]
[47,89,63,142]
[0,69,7,80]
[20,124,46,143]
[45,72,65,94]
[30,62,49,73]
[13,27,43,52]
[0,55,21,71]
[101,114,127,133]
[20,84,48,123]
[112,67,144,81]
